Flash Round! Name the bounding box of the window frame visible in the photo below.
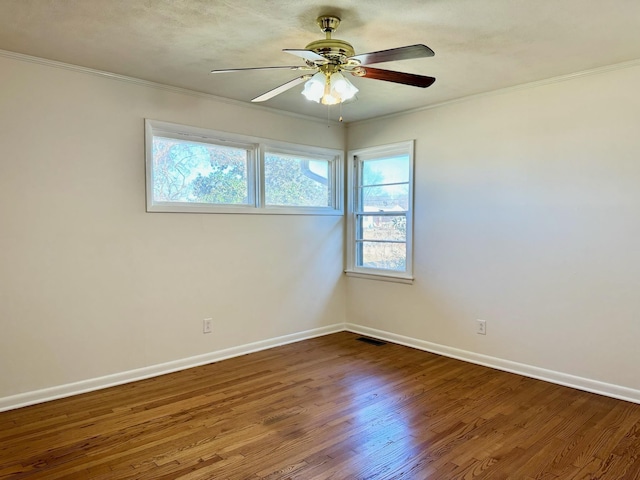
[346,141,415,283]
[145,119,343,215]
[261,146,341,212]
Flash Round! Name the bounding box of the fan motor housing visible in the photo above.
[305,38,355,63]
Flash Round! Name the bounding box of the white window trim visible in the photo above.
[145,119,343,215]
[346,140,415,283]
[261,145,342,213]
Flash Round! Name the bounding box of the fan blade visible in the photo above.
[251,75,313,102]
[211,66,307,73]
[357,67,436,88]
[349,44,434,66]
[283,49,327,63]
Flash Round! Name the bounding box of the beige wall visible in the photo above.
[347,64,640,391]
[3,51,639,406]
[0,55,346,399]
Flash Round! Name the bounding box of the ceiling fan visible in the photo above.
[210,15,436,106]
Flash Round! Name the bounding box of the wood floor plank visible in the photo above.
[2,332,640,479]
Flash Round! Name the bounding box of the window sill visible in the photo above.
[147,203,343,216]
[345,270,414,285]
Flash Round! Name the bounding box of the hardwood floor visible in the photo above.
[2,332,640,479]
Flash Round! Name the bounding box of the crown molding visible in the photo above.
[348,57,640,127]
[3,48,639,129]
[0,49,343,127]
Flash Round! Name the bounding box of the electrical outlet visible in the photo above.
[476,319,486,335]
[203,318,213,334]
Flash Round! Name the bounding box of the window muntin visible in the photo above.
[145,120,343,215]
[347,142,414,281]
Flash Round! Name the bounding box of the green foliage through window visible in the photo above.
[145,120,343,215]
[264,153,330,207]
[152,137,249,205]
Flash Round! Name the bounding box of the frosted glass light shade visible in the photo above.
[301,72,326,103]
[330,72,358,102]
[301,71,358,105]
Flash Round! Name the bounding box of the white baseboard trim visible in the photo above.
[4,323,639,412]
[0,324,343,413]
[345,323,640,405]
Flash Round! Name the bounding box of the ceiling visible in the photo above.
[1,0,640,123]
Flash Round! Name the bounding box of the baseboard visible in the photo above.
[345,323,640,405]
[0,324,343,413]
[5,322,639,412]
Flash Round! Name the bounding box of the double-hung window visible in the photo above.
[145,120,342,215]
[347,141,414,282]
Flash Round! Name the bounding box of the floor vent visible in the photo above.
[356,337,387,346]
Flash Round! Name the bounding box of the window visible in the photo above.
[145,120,342,215]
[150,135,253,207]
[263,151,332,208]
[347,141,414,282]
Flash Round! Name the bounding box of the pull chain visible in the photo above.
[326,103,345,126]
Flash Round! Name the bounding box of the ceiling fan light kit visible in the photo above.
[302,71,359,105]
[210,15,436,108]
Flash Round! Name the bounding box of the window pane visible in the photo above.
[360,184,409,211]
[264,153,330,207]
[362,155,409,186]
[358,241,406,271]
[152,136,249,204]
[348,141,412,277]
[358,214,406,241]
